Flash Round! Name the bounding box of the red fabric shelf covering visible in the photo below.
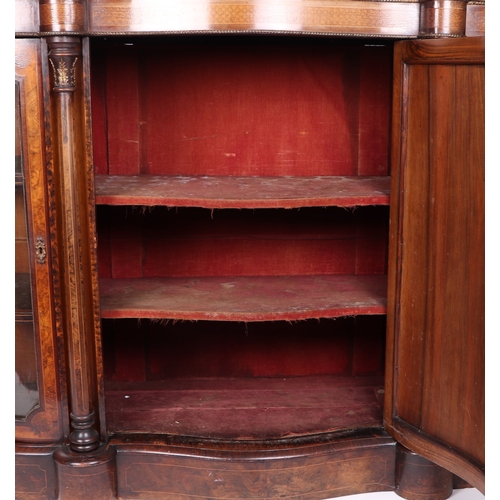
[105,376,384,439]
[94,175,390,208]
[99,275,387,321]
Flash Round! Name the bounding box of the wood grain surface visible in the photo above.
[105,376,384,439]
[385,37,484,492]
[88,0,420,36]
[99,274,387,321]
[15,39,64,443]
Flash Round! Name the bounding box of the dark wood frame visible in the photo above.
[385,36,485,492]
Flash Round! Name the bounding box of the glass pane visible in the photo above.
[15,81,39,419]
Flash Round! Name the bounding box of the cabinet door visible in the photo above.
[385,37,485,492]
[15,38,65,442]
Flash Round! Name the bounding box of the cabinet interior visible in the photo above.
[90,36,393,441]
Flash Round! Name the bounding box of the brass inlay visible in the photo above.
[49,57,77,89]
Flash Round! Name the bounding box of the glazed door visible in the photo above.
[385,37,485,492]
[15,38,65,442]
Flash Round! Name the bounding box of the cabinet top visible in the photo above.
[15,0,485,39]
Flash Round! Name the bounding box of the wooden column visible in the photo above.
[46,36,99,453]
[47,34,117,500]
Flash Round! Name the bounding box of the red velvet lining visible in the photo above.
[91,37,392,178]
[97,206,388,279]
[102,317,386,381]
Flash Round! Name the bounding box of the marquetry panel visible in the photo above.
[88,0,420,36]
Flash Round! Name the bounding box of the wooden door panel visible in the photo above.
[15,38,66,442]
[385,37,484,492]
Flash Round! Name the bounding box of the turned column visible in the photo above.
[47,36,100,454]
[47,34,117,500]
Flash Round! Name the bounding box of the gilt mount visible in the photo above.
[49,57,77,89]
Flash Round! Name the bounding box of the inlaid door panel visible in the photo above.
[15,38,65,442]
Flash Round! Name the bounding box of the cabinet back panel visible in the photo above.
[91,37,392,177]
[96,206,389,278]
[102,316,386,381]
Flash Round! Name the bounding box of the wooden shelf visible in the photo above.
[105,376,385,440]
[99,274,387,321]
[94,175,390,209]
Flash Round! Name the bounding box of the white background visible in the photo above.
[324,489,484,500]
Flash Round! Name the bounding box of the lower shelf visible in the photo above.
[105,376,384,440]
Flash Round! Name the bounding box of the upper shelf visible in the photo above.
[94,175,390,209]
